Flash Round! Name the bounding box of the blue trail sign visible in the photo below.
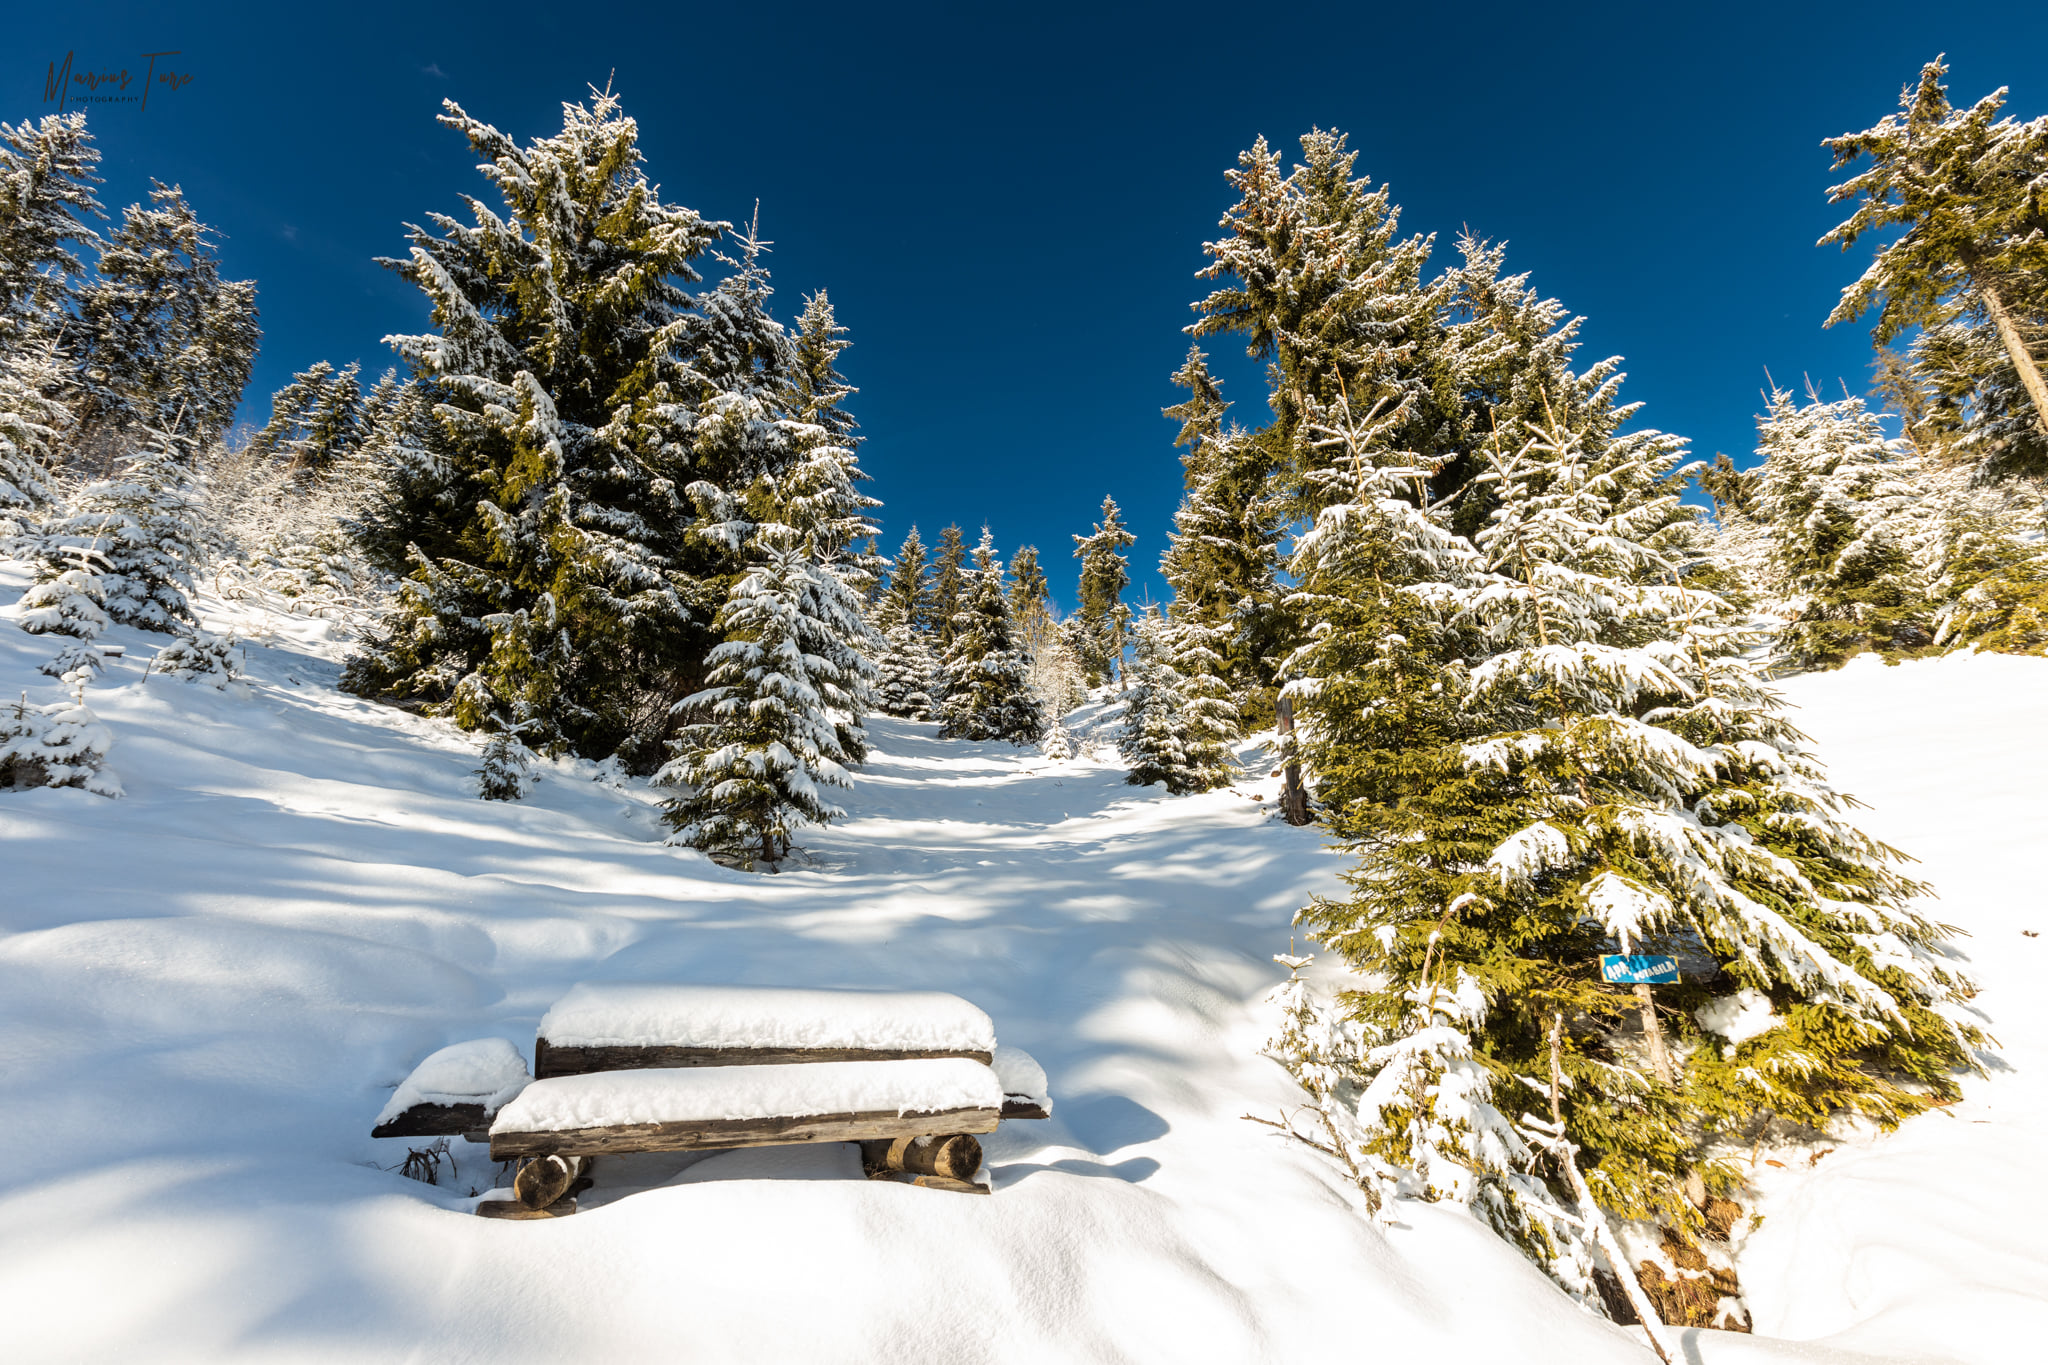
[1601,954,1680,985]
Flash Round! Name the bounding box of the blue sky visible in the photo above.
[9,1,2045,607]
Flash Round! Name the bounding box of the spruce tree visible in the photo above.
[1118,608,1237,793]
[938,529,1044,742]
[1159,345,1282,707]
[656,542,861,865]
[31,427,204,632]
[1749,388,1930,668]
[873,619,938,719]
[250,360,367,475]
[72,183,257,453]
[343,90,739,774]
[0,113,103,333]
[1821,57,2048,469]
[1070,494,1134,686]
[878,525,930,632]
[928,524,967,650]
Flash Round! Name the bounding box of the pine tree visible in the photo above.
[17,554,109,679]
[344,90,746,775]
[656,542,862,864]
[72,183,257,453]
[1821,58,2048,471]
[0,671,118,797]
[938,529,1044,743]
[1749,388,1931,668]
[1,335,71,524]
[1071,495,1135,686]
[1118,608,1237,793]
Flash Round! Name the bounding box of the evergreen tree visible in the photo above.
[1118,608,1237,793]
[656,542,862,865]
[249,360,367,474]
[878,525,930,631]
[17,551,109,680]
[1750,388,1931,668]
[31,427,204,632]
[928,523,967,650]
[1071,494,1134,685]
[0,112,103,334]
[1821,57,2048,472]
[343,90,738,774]
[873,619,938,719]
[0,669,118,797]
[938,529,1044,743]
[72,183,258,452]
[1,335,71,524]
[1159,345,1282,707]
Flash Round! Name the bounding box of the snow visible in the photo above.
[2,562,2045,1363]
[492,1057,1003,1133]
[374,1038,530,1125]
[991,1044,1050,1109]
[538,981,997,1054]
[1696,988,1781,1050]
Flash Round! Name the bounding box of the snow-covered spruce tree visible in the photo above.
[1278,390,1479,824]
[1922,466,2048,654]
[1040,717,1075,761]
[656,541,862,865]
[17,554,109,679]
[1159,345,1283,711]
[0,671,119,797]
[248,360,368,475]
[1821,57,2048,474]
[1,113,103,516]
[1298,401,1982,1306]
[1263,952,1595,1295]
[1118,607,1237,793]
[877,525,930,631]
[927,523,967,651]
[873,618,937,719]
[344,90,753,777]
[1070,495,1135,686]
[71,182,257,456]
[938,529,1044,743]
[1750,388,1931,668]
[30,427,204,632]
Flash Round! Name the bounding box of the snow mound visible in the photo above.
[374,1038,530,1125]
[492,1058,1003,1132]
[538,981,997,1053]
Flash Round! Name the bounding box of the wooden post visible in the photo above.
[1635,983,1674,1086]
[1549,1017,1674,1364]
[860,1133,982,1181]
[1274,694,1309,826]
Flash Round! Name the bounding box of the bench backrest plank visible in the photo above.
[490,1102,1000,1159]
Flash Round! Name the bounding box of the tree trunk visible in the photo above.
[1274,694,1310,826]
[1976,279,2048,442]
[514,1154,580,1209]
[1635,983,1675,1085]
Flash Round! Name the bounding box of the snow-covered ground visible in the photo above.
[1,564,2042,1363]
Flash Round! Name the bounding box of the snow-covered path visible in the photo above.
[1,566,2042,1363]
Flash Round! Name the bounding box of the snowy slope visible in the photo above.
[0,562,2040,1363]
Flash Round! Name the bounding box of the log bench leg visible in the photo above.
[860,1134,986,1193]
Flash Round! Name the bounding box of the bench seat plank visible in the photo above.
[535,1039,990,1079]
[489,1057,1004,1160]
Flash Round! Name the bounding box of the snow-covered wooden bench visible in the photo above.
[373,984,1052,1217]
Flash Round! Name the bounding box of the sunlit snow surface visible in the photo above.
[0,560,2040,1363]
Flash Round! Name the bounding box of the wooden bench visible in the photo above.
[370,984,1051,1217]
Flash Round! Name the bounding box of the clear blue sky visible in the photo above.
[9,1,2044,608]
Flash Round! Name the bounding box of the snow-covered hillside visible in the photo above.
[1,564,2043,1364]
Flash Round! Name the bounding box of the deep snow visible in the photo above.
[0,564,2041,1363]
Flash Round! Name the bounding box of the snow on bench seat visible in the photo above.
[488,1057,1004,1158]
[992,1045,1052,1120]
[372,1038,531,1138]
[533,983,998,1077]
